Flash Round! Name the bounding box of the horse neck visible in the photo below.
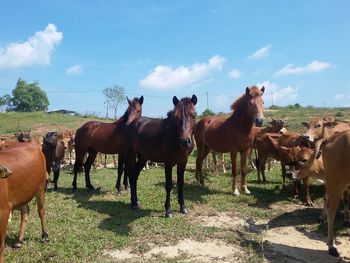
[229,108,254,134]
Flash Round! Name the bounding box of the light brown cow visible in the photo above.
[0,141,48,263]
[320,130,350,257]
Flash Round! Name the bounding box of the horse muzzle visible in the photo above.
[180,138,192,149]
[255,117,264,127]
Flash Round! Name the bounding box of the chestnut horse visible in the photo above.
[124,95,197,217]
[72,96,143,190]
[195,86,265,195]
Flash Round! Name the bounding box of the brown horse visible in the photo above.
[124,95,197,217]
[0,141,48,263]
[72,96,144,190]
[195,86,265,195]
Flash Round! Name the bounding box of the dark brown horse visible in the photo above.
[124,95,197,217]
[195,86,265,195]
[72,96,144,190]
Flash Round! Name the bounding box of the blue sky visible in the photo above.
[0,1,349,117]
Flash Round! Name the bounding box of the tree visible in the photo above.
[103,85,126,119]
[7,79,49,112]
[201,108,215,117]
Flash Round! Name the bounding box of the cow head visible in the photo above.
[15,129,31,142]
[44,132,61,147]
[302,117,338,142]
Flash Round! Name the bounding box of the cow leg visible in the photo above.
[326,183,342,257]
[14,205,30,248]
[177,162,188,214]
[83,148,97,190]
[281,163,287,189]
[195,144,209,185]
[261,157,267,182]
[256,156,265,183]
[303,177,314,207]
[240,151,250,194]
[164,163,174,217]
[0,208,10,263]
[36,189,49,243]
[342,191,350,227]
[230,151,239,195]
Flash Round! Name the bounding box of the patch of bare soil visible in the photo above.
[264,225,350,262]
[103,239,244,262]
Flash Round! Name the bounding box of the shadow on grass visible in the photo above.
[247,181,325,209]
[57,187,153,236]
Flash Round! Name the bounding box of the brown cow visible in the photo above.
[318,130,350,257]
[62,130,75,165]
[0,141,48,263]
[42,132,65,190]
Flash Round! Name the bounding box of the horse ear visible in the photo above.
[139,95,144,105]
[191,95,197,106]
[245,87,250,95]
[261,86,265,94]
[173,96,179,106]
[127,96,132,105]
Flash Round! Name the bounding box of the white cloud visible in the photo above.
[66,64,83,75]
[274,60,333,76]
[139,55,225,90]
[247,45,271,60]
[334,94,344,100]
[0,23,63,69]
[228,69,241,79]
[257,81,298,105]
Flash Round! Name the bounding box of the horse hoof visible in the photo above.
[233,189,240,196]
[86,185,95,191]
[53,187,58,191]
[165,210,173,218]
[343,221,350,228]
[41,233,49,243]
[131,203,140,210]
[328,247,340,257]
[318,217,325,224]
[13,241,23,249]
[180,207,189,214]
[242,186,251,194]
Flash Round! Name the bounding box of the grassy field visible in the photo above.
[2,107,350,262]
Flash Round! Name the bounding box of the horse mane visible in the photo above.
[171,97,195,119]
[230,85,261,111]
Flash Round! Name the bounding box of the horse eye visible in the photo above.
[316,124,321,128]
[249,102,253,106]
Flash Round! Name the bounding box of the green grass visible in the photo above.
[4,160,329,263]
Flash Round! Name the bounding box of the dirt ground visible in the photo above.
[102,204,350,262]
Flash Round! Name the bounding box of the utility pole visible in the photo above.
[206,92,209,110]
[270,88,274,107]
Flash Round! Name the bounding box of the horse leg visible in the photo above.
[212,152,218,173]
[83,148,97,190]
[164,163,174,217]
[195,143,205,184]
[52,162,60,191]
[127,156,139,209]
[177,162,188,214]
[221,153,226,173]
[116,154,124,192]
[36,188,49,243]
[14,205,30,248]
[72,149,85,190]
[0,208,10,263]
[135,156,147,177]
[240,151,250,194]
[326,182,342,257]
[230,151,239,195]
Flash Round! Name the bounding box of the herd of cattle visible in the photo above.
[0,85,350,261]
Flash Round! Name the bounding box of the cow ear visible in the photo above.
[173,96,179,106]
[245,87,250,95]
[191,95,197,106]
[139,95,144,105]
[260,86,265,94]
[301,122,308,128]
[127,97,132,105]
